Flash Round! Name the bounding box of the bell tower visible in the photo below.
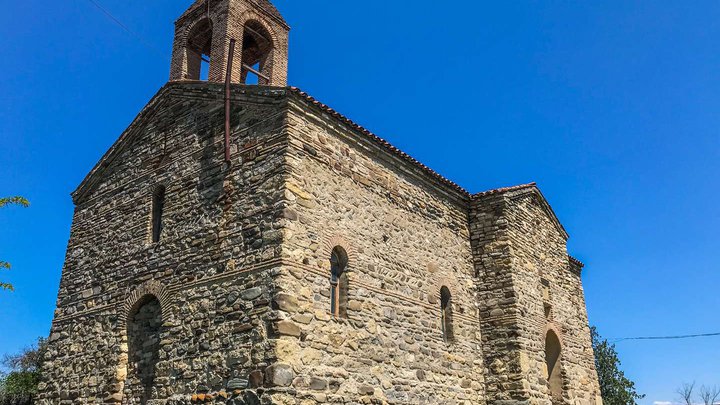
[169,0,290,86]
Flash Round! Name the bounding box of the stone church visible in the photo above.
[39,0,603,404]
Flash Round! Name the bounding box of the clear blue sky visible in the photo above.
[1,1,718,403]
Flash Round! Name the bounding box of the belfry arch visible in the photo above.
[240,20,275,85]
[169,0,289,85]
[185,17,213,80]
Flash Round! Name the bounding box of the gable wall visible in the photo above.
[503,193,601,405]
[39,84,292,403]
[471,190,602,405]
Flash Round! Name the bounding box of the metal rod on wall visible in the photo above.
[224,39,236,163]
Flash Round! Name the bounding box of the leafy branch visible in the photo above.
[0,197,29,209]
[592,326,645,405]
[1,196,29,293]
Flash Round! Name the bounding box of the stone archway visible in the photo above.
[113,281,172,404]
[124,295,163,404]
[545,329,563,402]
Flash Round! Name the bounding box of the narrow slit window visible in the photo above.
[151,186,165,243]
[440,286,454,344]
[330,246,349,318]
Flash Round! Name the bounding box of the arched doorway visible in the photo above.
[124,295,163,404]
[545,329,563,402]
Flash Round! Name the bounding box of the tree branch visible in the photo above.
[0,196,29,208]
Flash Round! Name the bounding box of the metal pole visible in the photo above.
[242,63,271,82]
[224,39,236,163]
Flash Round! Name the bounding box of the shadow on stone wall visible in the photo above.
[0,394,32,405]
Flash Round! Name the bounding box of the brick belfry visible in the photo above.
[39,1,603,404]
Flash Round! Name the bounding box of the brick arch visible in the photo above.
[179,14,217,44]
[181,13,224,82]
[236,10,283,85]
[118,280,173,328]
[236,10,282,45]
[429,268,460,303]
[115,280,170,404]
[320,235,357,270]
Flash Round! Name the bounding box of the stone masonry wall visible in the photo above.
[40,84,602,405]
[268,97,486,404]
[471,188,601,405]
[39,84,293,404]
[470,192,525,404]
[502,192,601,405]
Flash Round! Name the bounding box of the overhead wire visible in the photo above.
[85,0,165,57]
[611,332,720,343]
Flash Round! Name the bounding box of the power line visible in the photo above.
[85,0,164,57]
[611,332,720,343]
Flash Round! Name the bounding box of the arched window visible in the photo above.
[186,18,213,80]
[330,246,348,318]
[125,295,162,403]
[151,186,165,243]
[545,330,563,401]
[241,20,273,85]
[440,286,454,344]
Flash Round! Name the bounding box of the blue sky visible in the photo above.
[1,1,718,403]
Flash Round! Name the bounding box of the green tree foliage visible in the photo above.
[0,196,29,292]
[0,337,47,405]
[592,327,645,405]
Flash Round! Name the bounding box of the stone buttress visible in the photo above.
[470,186,602,405]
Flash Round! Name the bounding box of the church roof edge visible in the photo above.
[287,87,471,199]
[72,82,571,242]
[471,182,569,240]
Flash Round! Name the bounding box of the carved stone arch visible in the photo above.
[428,272,456,343]
[321,235,356,319]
